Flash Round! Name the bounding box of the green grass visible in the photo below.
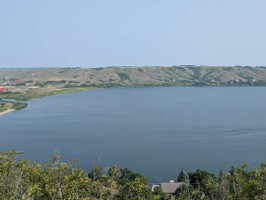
[0,86,96,113]
[0,100,27,112]
[116,72,131,81]
[0,86,95,101]
[0,100,14,112]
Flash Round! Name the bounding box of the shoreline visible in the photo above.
[1,85,266,117]
[0,109,15,117]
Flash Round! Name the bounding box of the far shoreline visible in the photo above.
[1,85,266,117]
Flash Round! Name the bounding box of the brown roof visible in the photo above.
[160,182,186,194]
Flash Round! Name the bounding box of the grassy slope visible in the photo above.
[1,65,266,113]
[1,66,266,86]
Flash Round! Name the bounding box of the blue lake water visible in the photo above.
[0,87,266,183]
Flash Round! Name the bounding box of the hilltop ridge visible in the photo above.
[1,65,266,88]
[1,65,266,113]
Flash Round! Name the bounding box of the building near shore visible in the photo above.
[152,180,186,196]
[27,86,40,90]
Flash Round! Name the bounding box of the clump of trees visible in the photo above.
[175,165,266,200]
[11,102,28,110]
[0,150,151,200]
[0,150,265,199]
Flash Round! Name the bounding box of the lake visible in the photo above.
[0,87,266,183]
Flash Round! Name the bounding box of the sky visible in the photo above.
[0,0,266,68]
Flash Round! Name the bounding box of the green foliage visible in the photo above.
[188,169,216,195]
[0,87,92,102]
[117,177,151,200]
[177,169,189,183]
[0,100,13,112]
[88,165,103,181]
[35,80,66,87]
[175,184,206,200]
[176,66,186,72]
[12,102,28,110]
[184,164,266,200]
[0,150,265,200]
[152,187,166,200]
[0,100,27,112]
[188,67,202,79]
[223,163,266,200]
[116,72,130,81]
[117,168,134,185]
[108,165,119,180]
[0,150,93,199]
[118,168,148,186]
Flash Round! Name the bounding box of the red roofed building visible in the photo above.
[0,87,6,92]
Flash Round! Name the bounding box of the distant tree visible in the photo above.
[118,168,148,185]
[88,165,103,181]
[118,168,134,185]
[120,168,134,179]
[108,165,119,180]
[188,169,216,195]
[177,169,189,183]
[130,173,148,185]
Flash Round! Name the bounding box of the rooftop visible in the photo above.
[160,181,186,194]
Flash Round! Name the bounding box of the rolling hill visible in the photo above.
[1,65,266,87]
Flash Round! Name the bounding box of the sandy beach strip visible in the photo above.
[0,109,15,117]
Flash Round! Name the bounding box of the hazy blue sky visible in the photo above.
[0,0,266,68]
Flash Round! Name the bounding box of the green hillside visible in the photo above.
[1,66,266,88]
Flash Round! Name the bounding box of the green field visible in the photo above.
[0,86,95,101]
[0,100,14,112]
[0,100,27,113]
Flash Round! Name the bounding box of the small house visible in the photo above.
[152,180,186,196]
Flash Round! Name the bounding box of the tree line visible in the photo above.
[0,150,265,199]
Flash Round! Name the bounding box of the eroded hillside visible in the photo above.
[1,66,266,87]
